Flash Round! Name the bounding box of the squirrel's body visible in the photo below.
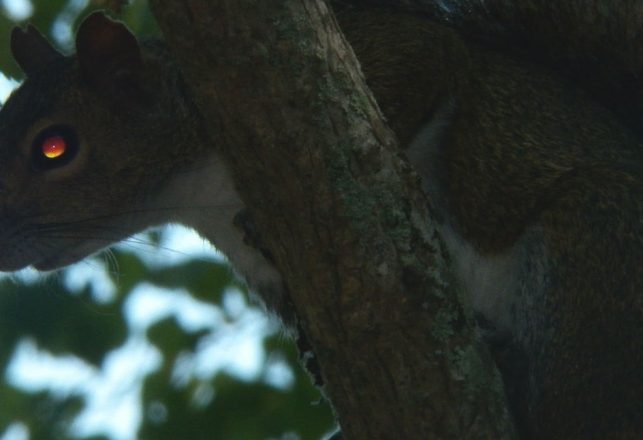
[0,3,641,439]
[338,9,642,438]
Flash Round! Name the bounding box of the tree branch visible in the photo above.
[149,1,514,438]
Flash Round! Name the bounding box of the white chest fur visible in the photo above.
[152,153,284,311]
[405,103,535,335]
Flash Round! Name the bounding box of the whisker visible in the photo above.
[27,203,243,230]
[76,256,111,272]
[36,231,222,265]
[114,238,224,263]
[101,248,121,279]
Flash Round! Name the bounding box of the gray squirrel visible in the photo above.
[0,2,641,439]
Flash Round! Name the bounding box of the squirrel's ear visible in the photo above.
[11,24,64,77]
[75,11,142,86]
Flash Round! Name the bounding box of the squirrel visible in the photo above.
[0,2,641,439]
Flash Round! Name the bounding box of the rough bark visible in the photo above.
[149,1,514,439]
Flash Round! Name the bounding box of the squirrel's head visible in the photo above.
[0,12,189,271]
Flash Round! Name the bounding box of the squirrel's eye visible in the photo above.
[31,125,79,171]
[42,135,67,159]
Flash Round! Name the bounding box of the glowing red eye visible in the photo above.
[31,125,79,171]
[42,136,67,159]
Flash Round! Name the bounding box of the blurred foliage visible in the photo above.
[0,1,336,439]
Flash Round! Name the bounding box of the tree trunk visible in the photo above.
[149,1,514,438]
